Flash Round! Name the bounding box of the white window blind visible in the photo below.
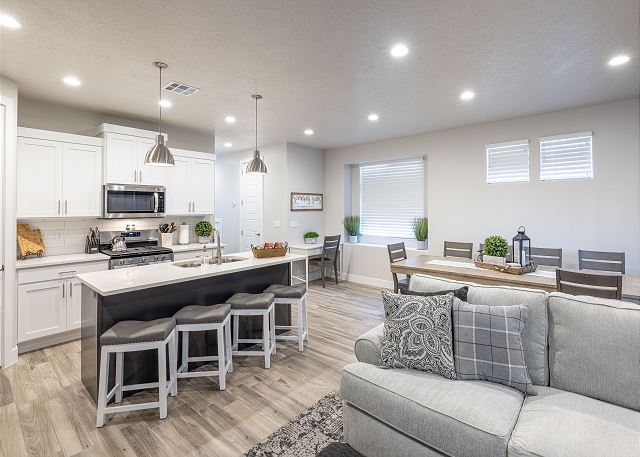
[486,140,530,183]
[360,158,424,238]
[539,132,593,180]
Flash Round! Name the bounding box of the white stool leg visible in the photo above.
[157,343,168,420]
[270,305,276,355]
[217,326,226,390]
[303,296,309,341]
[180,330,189,373]
[96,346,109,427]
[169,332,177,397]
[262,312,270,369]
[297,299,304,352]
[115,351,123,403]
[233,314,239,351]
[225,318,233,373]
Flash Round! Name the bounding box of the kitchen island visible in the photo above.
[77,252,306,402]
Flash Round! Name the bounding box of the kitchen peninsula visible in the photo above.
[78,253,306,401]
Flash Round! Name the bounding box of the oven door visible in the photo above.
[103,184,165,218]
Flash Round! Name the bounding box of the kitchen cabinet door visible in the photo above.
[62,143,102,217]
[17,280,66,342]
[137,136,166,186]
[104,133,137,184]
[165,155,191,215]
[67,278,83,330]
[190,159,215,215]
[17,137,62,218]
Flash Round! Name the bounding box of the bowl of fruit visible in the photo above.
[251,241,288,258]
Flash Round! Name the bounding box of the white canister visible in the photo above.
[178,224,190,245]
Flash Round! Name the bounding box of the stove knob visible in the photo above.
[141,258,146,262]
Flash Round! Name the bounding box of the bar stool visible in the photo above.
[173,304,232,390]
[226,292,275,368]
[264,284,308,351]
[96,318,177,427]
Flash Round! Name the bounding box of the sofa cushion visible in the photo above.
[354,323,383,365]
[400,286,469,310]
[341,362,523,457]
[508,386,640,457]
[548,292,640,411]
[409,274,548,386]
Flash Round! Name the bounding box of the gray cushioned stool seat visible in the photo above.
[264,284,306,299]
[173,304,231,325]
[226,292,275,310]
[101,318,176,345]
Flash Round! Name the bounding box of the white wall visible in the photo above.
[326,98,640,278]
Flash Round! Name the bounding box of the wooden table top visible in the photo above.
[391,255,640,300]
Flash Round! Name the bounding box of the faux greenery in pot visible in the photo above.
[343,216,360,243]
[411,217,429,250]
[304,231,319,244]
[195,220,214,244]
[483,235,509,265]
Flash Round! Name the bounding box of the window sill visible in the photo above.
[344,241,429,253]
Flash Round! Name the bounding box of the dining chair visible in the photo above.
[444,241,473,259]
[309,235,341,288]
[555,269,622,300]
[530,247,563,268]
[387,243,410,293]
[578,250,625,274]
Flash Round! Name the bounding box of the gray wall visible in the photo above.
[287,143,325,242]
[17,98,215,152]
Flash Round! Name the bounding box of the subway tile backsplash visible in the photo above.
[19,216,211,256]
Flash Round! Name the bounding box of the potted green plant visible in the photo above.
[483,235,509,266]
[343,216,360,244]
[304,231,319,244]
[195,220,214,244]
[411,217,428,250]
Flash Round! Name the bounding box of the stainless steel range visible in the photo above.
[99,230,174,269]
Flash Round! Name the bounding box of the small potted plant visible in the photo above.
[195,220,214,244]
[411,217,428,250]
[343,216,360,244]
[304,231,319,244]
[483,235,509,266]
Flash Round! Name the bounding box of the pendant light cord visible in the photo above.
[158,66,162,135]
[255,95,258,151]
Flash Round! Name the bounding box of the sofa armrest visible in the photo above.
[354,323,384,365]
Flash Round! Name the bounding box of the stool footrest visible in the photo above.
[275,325,296,330]
[236,338,263,344]
[105,401,160,414]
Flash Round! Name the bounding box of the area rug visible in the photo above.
[243,392,363,457]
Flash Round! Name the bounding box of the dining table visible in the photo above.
[390,255,640,303]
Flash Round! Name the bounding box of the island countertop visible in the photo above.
[77,252,306,296]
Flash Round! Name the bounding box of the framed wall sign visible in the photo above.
[291,192,324,211]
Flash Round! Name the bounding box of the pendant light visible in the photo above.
[144,61,175,166]
[246,94,267,174]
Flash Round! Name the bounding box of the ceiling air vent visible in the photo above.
[163,81,200,96]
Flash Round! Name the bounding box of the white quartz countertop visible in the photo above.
[77,252,306,296]
[170,243,226,252]
[16,253,110,269]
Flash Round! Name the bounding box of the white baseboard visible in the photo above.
[18,329,80,354]
[340,273,394,289]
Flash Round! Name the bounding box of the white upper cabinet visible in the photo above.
[165,148,216,216]
[97,124,166,186]
[17,128,102,218]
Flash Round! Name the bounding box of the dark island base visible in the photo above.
[81,263,291,403]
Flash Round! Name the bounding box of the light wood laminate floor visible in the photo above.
[0,281,384,457]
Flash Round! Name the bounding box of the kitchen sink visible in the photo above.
[173,256,248,268]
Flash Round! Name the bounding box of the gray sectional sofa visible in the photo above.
[340,274,640,457]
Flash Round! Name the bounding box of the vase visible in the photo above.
[304,237,318,244]
[416,240,427,250]
[198,235,211,244]
[348,235,358,244]
[160,232,173,248]
[484,255,506,266]
[178,225,190,245]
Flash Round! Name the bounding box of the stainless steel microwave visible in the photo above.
[103,184,165,218]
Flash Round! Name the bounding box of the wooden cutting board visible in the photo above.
[17,223,45,258]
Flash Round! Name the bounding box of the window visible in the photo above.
[360,158,424,238]
[486,140,530,183]
[539,132,593,181]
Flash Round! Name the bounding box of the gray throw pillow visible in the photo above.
[380,290,456,379]
[452,297,535,394]
[399,286,469,315]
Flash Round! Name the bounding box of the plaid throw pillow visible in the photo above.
[380,290,456,379]
[452,298,535,394]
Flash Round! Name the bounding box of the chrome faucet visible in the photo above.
[213,230,222,265]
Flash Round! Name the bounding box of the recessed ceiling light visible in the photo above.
[225,115,237,124]
[608,55,630,66]
[390,43,409,58]
[304,129,314,136]
[224,142,232,148]
[158,99,172,108]
[460,90,475,101]
[62,76,81,87]
[0,14,21,28]
[367,113,379,121]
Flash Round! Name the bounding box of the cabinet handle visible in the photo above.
[58,270,77,275]
[65,200,68,214]
[58,200,61,214]
[139,170,142,182]
[134,170,137,183]
[62,283,65,298]
[69,282,72,298]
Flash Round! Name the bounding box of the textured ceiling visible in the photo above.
[1,0,638,153]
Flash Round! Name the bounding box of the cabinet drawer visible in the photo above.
[17,261,108,285]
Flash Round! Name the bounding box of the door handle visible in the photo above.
[0,265,4,272]
[256,232,261,236]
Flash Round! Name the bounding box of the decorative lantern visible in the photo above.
[512,226,531,267]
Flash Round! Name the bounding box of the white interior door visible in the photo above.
[240,161,264,251]
[62,143,101,217]
[0,104,4,361]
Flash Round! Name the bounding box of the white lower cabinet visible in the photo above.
[67,277,84,330]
